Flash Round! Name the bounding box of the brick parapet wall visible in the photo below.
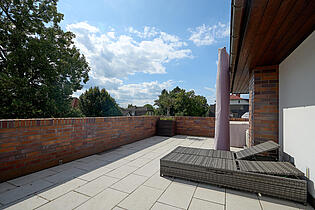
[174,117,248,137]
[0,116,247,181]
[249,65,279,146]
[0,116,159,181]
[175,117,216,137]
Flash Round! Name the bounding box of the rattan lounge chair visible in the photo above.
[160,141,307,204]
[171,140,280,160]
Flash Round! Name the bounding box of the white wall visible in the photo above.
[279,31,315,197]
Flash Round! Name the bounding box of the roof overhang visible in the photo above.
[229,0,315,93]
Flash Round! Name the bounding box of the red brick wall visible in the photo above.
[175,117,216,137]
[249,65,279,146]
[174,117,248,137]
[0,116,159,182]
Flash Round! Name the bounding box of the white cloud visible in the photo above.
[205,87,216,93]
[67,22,192,106]
[110,80,174,107]
[205,85,216,104]
[107,31,115,39]
[72,88,87,98]
[189,22,230,46]
[67,22,192,80]
[128,26,159,39]
[67,21,99,33]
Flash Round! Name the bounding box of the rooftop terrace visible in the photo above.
[0,135,312,210]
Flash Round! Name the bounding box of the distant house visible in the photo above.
[229,94,249,118]
[208,94,249,118]
[122,106,154,116]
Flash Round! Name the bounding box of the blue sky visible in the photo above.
[58,0,231,107]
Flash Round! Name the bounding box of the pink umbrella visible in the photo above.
[214,47,230,151]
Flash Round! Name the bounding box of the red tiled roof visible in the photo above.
[230,94,243,100]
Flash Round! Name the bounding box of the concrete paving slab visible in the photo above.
[158,179,197,209]
[126,158,152,168]
[259,195,300,210]
[74,159,108,171]
[151,202,182,210]
[0,179,53,205]
[111,174,148,194]
[105,165,137,179]
[194,183,225,205]
[75,175,119,197]
[0,182,16,194]
[118,185,163,210]
[103,159,131,169]
[44,167,86,184]
[133,159,159,177]
[143,172,172,191]
[77,166,113,181]
[76,188,128,210]
[3,195,48,210]
[226,189,261,210]
[140,152,162,160]
[37,191,89,210]
[7,169,56,186]
[38,178,87,201]
[188,198,224,210]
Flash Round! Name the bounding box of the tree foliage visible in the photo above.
[79,87,122,117]
[155,86,208,117]
[0,0,90,118]
[143,104,154,110]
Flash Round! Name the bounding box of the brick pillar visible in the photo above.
[249,65,279,146]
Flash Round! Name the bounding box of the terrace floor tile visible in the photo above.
[118,185,163,210]
[76,188,128,210]
[37,191,89,210]
[0,179,53,205]
[105,165,137,179]
[7,168,57,187]
[226,189,262,210]
[143,171,173,191]
[193,183,226,205]
[133,159,160,177]
[3,195,48,210]
[44,167,86,184]
[259,195,300,210]
[150,202,182,210]
[75,175,119,197]
[38,178,87,201]
[110,173,148,194]
[158,179,197,209]
[77,166,113,181]
[126,157,152,168]
[188,198,224,210]
[0,182,17,194]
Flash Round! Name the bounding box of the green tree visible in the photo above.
[143,104,154,110]
[0,0,90,118]
[155,87,208,117]
[79,87,122,117]
[154,89,174,116]
[127,104,135,108]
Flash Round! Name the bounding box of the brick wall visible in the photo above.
[0,116,159,181]
[174,117,248,137]
[175,117,216,137]
[249,65,279,146]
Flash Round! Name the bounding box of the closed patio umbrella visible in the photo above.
[214,47,230,151]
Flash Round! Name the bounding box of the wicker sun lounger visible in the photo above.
[172,140,280,160]
[160,143,307,204]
